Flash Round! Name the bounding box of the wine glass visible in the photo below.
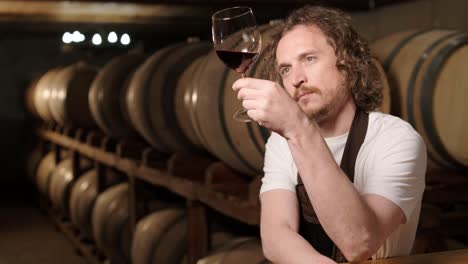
[212,6,262,122]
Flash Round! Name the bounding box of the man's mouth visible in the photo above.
[295,92,313,101]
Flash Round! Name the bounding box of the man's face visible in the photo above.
[276,24,349,122]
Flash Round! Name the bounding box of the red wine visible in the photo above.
[216,50,259,74]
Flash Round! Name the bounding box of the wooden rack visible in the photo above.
[37,125,262,264]
[37,124,468,263]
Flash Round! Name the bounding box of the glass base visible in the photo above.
[233,109,252,122]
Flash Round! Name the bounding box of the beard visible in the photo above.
[295,82,349,123]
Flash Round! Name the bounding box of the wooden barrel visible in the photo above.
[92,183,131,264]
[69,168,120,239]
[47,65,68,125]
[70,169,98,238]
[189,24,280,176]
[371,30,468,170]
[126,41,211,153]
[48,158,74,212]
[131,209,235,264]
[34,68,62,123]
[47,62,97,127]
[69,169,98,239]
[89,53,146,138]
[49,157,93,213]
[131,208,187,264]
[175,56,207,150]
[197,237,268,264]
[35,151,57,197]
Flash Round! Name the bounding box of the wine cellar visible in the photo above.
[2,0,468,263]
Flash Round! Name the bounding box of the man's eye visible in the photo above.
[280,68,289,76]
[306,56,316,62]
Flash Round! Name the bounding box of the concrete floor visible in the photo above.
[0,184,87,264]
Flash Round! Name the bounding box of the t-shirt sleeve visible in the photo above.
[260,132,296,194]
[361,127,427,220]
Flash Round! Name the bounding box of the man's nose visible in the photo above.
[291,67,307,88]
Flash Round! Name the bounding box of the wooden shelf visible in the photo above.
[38,128,261,226]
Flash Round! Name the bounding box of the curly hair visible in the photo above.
[266,5,382,111]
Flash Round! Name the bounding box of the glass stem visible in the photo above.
[241,73,246,78]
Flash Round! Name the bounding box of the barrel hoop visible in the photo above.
[384,30,430,71]
[116,214,130,260]
[148,213,185,262]
[143,44,185,151]
[162,44,211,150]
[163,216,187,264]
[219,67,258,173]
[407,32,460,126]
[190,58,211,149]
[104,190,129,255]
[62,177,74,212]
[77,173,96,222]
[91,68,114,131]
[421,34,468,170]
[103,55,143,134]
[247,123,264,157]
[82,195,97,234]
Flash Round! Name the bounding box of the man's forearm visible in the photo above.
[286,119,380,260]
[261,225,335,264]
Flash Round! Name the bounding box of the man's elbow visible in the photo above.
[261,241,275,262]
[260,227,281,262]
[260,233,275,261]
[340,231,379,263]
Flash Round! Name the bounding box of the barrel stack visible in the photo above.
[371,29,468,253]
[371,29,468,171]
[26,35,273,263]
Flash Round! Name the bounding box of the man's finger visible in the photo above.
[233,77,271,91]
[238,88,265,100]
[242,99,258,110]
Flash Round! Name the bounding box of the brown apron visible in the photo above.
[295,108,369,263]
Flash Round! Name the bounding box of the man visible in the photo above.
[232,5,427,263]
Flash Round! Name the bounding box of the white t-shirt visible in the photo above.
[260,112,427,259]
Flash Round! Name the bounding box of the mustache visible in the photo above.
[294,85,320,101]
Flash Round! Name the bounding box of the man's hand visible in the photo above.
[233,77,308,138]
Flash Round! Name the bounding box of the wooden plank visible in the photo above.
[136,166,197,200]
[168,152,213,182]
[128,175,147,235]
[197,187,260,225]
[186,200,209,264]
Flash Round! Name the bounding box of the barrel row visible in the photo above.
[26,26,281,176]
[371,29,468,171]
[30,150,268,264]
